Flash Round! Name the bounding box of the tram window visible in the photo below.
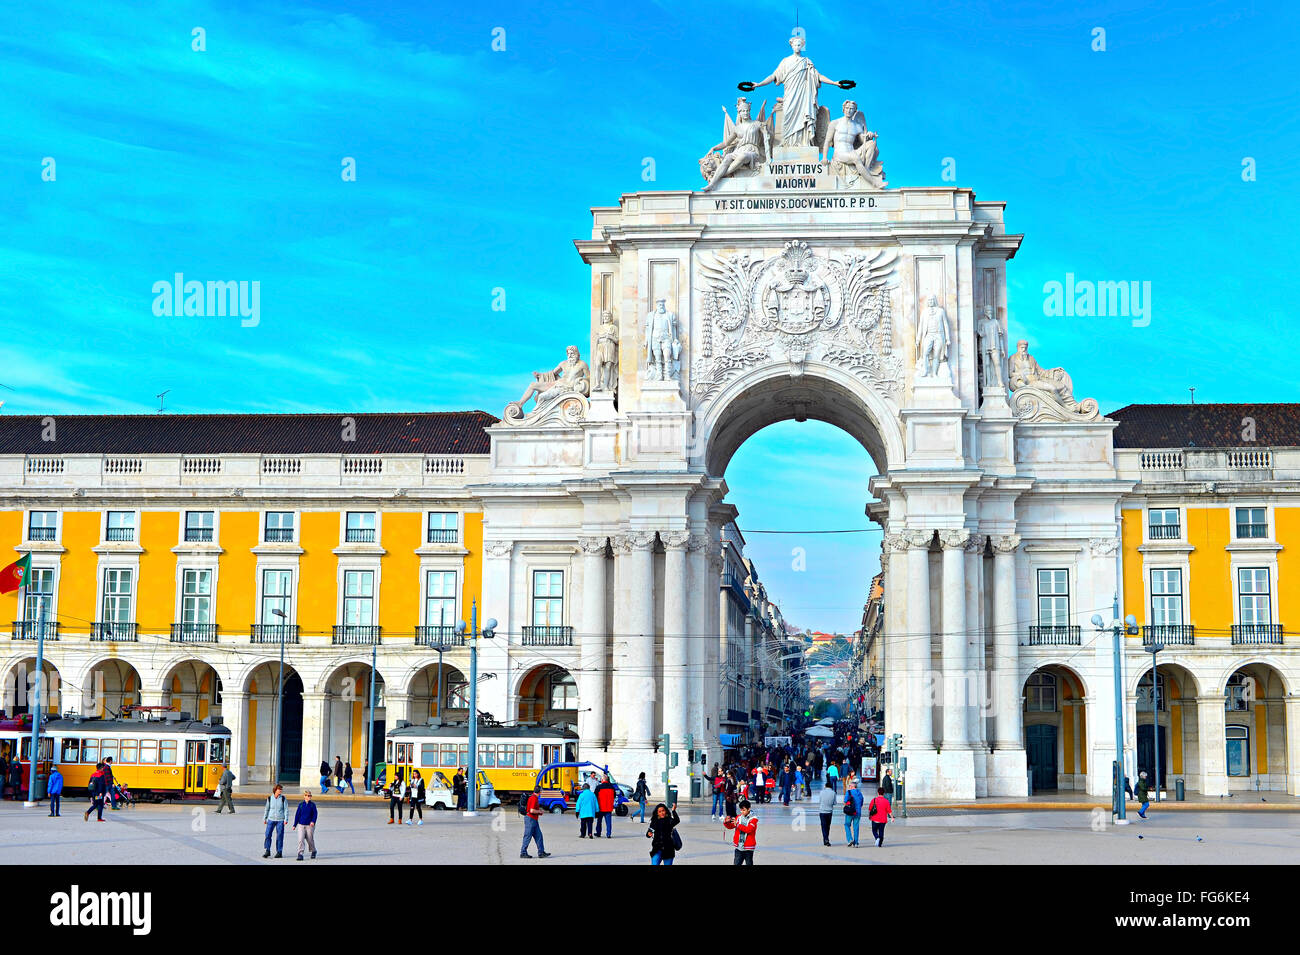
[385,741,393,763]
[21,738,31,760]
[497,744,515,767]
[119,740,138,764]
[139,740,157,764]
[478,744,495,768]
[440,744,457,768]
[209,739,226,763]
[61,739,80,763]
[564,742,578,762]
[100,740,119,764]
[458,744,469,766]
[159,740,178,764]
[83,739,99,764]
[420,744,437,764]
[516,744,534,768]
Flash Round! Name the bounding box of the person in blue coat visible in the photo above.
[47,765,64,817]
[292,789,318,860]
[575,784,598,839]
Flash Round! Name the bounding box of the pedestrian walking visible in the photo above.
[724,800,758,865]
[881,768,894,797]
[103,758,119,810]
[453,767,467,810]
[407,770,425,825]
[842,781,864,846]
[12,750,26,799]
[319,760,332,795]
[633,772,651,823]
[867,787,892,846]
[576,783,597,838]
[292,789,318,860]
[780,762,794,806]
[47,764,63,817]
[0,751,8,800]
[817,779,836,846]
[646,802,681,865]
[594,774,617,837]
[794,764,806,801]
[711,770,726,819]
[1135,771,1152,818]
[216,762,236,813]
[343,761,355,794]
[84,762,107,822]
[520,784,551,859]
[334,756,345,793]
[262,783,288,858]
[826,760,839,793]
[388,775,406,824]
[723,772,738,819]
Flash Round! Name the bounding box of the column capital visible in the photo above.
[938,529,971,550]
[881,532,907,555]
[902,529,933,550]
[628,530,657,551]
[964,532,988,554]
[662,530,691,550]
[483,539,513,559]
[686,532,713,553]
[577,536,609,556]
[990,533,1021,554]
[1089,536,1120,557]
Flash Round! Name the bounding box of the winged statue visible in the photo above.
[700,97,770,191]
[823,100,887,188]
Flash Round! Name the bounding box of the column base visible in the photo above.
[972,748,990,798]
[987,748,1029,797]
[1199,773,1229,797]
[899,747,978,800]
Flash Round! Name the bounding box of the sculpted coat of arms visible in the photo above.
[692,240,901,399]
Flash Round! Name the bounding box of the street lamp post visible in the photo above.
[270,608,288,785]
[455,601,496,816]
[1148,640,1164,803]
[1093,610,1138,825]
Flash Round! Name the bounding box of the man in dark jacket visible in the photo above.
[47,765,64,816]
[216,763,236,813]
[84,763,107,821]
[594,775,618,837]
[333,756,344,793]
[104,758,118,809]
[293,789,318,860]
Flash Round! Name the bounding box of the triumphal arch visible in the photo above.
[479,33,1124,798]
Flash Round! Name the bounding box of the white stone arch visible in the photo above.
[1211,659,1291,698]
[1019,660,1090,701]
[74,656,145,718]
[401,658,470,721]
[313,657,389,698]
[514,661,578,726]
[694,359,905,477]
[155,656,227,719]
[1128,659,1203,700]
[0,653,61,715]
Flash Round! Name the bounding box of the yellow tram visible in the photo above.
[385,721,580,800]
[0,716,231,799]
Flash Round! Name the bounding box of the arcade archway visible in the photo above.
[517,664,577,728]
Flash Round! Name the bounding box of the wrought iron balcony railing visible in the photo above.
[251,623,300,644]
[91,622,138,642]
[1142,624,1195,647]
[333,624,381,645]
[1148,524,1181,540]
[520,625,574,647]
[171,622,218,643]
[344,528,376,543]
[11,621,60,640]
[416,625,465,648]
[28,526,57,541]
[426,528,458,544]
[1231,624,1283,646]
[1027,625,1081,646]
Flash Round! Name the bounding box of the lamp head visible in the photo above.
[1090,614,1104,629]
[482,618,498,638]
[455,621,467,635]
[1124,614,1138,634]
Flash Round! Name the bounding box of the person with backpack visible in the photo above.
[319,760,332,795]
[633,772,651,822]
[292,789,318,860]
[519,783,551,859]
[711,770,726,820]
[46,764,63,817]
[343,761,354,795]
[388,774,406,824]
[84,762,107,822]
[724,799,758,865]
[594,775,618,837]
[645,802,681,865]
[817,777,837,846]
[576,783,597,838]
[406,769,426,825]
[262,784,288,858]
[842,779,864,846]
[868,786,892,846]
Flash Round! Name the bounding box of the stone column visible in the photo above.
[939,530,972,748]
[706,547,726,759]
[991,534,1022,748]
[881,533,908,740]
[686,533,711,753]
[1197,695,1229,796]
[578,536,609,748]
[904,530,934,748]
[662,531,690,746]
[221,689,249,782]
[1285,696,1300,796]
[298,691,328,788]
[964,534,987,746]
[613,531,656,749]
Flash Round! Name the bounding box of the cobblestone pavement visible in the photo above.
[5,796,1299,864]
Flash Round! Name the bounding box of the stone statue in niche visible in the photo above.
[644,298,682,382]
[742,33,852,148]
[512,345,590,410]
[593,309,619,393]
[823,100,886,188]
[701,97,770,191]
[976,305,1006,393]
[915,294,951,379]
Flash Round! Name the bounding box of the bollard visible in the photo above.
[1175,777,1185,801]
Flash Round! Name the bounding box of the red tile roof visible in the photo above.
[1109,403,1300,449]
[0,412,496,455]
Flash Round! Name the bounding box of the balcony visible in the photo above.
[11,621,60,641]
[333,625,381,645]
[264,528,294,543]
[1027,625,1081,646]
[28,526,56,541]
[105,526,135,542]
[520,625,574,647]
[426,528,458,544]
[1235,523,1269,540]
[251,623,300,644]
[1142,624,1195,647]
[1231,624,1283,646]
[171,623,218,643]
[344,527,376,543]
[416,625,465,648]
[1148,524,1180,540]
[183,527,214,543]
[91,622,138,642]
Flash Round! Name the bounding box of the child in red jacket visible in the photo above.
[724,799,758,865]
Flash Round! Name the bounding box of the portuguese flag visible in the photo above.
[0,553,31,594]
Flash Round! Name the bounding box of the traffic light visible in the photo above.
[670,753,679,769]
[654,733,669,754]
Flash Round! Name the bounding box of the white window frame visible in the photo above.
[103,509,138,543]
[341,510,379,545]
[258,567,296,626]
[1035,568,1071,628]
[22,565,58,624]
[1146,507,1181,541]
[335,560,382,629]
[262,510,297,544]
[100,566,135,625]
[421,568,459,628]
[180,510,219,545]
[180,567,215,625]
[1236,567,1273,627]
[530,570,565,628]
[26,509,60,543]
[1232,504,1270,541]
[1149,568,1184,626]
[174,560,220,627]
[425,511,460,545]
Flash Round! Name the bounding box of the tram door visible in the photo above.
[539,744,563,789]
[391,742,415,787]
[184,740,208,793]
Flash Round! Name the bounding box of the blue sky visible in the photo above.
[3,0,1296,632]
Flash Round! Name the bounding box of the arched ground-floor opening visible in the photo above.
[1132,662,1200,793]
[243,661,303,784]
[1022,664,1088,792]
[321,661,385,783]
[1221,662,1289,792]
[407,661,468,723]
[82,658,142,719]
[1,656,60,717]
[517,664,578,728]
[160,658,223,722]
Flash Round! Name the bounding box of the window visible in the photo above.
[28,511,57,541]
[138,740,157,764]
[264,512,295,542]
[100,739,119,764]
[1150,569,1183,625]
[1136,671,1166,712]
[83,739,99,764]
[159,740,178,764]
[24,568,54,623]
[1035,569,1070,627]
[106,511,135,542]
[119,739,138,764]
[1225,672,1254,712]
[1235,507,1268,539]
[1148,508,1180,540]
[345,512,376,543]
[478,743,495,768]
[261,569,293,624]
[209,739,226,764]
[1238,568,1271,625]
[516,744,535,768]
[427,512,458,543]
[343,571,374,626]
[102,568,133,624]
[61,738,80,763]
[184,511,214,542]
[420,744,438,765]
[1026,672,1057,712]
[440,744,458,768]
[531,571,564,626]
[1226,725,1250,777]
[182,570,213,625]
[550,672,578,710]
[458,744,469,767]
[497,744,515,768]
[425,571,457,627]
